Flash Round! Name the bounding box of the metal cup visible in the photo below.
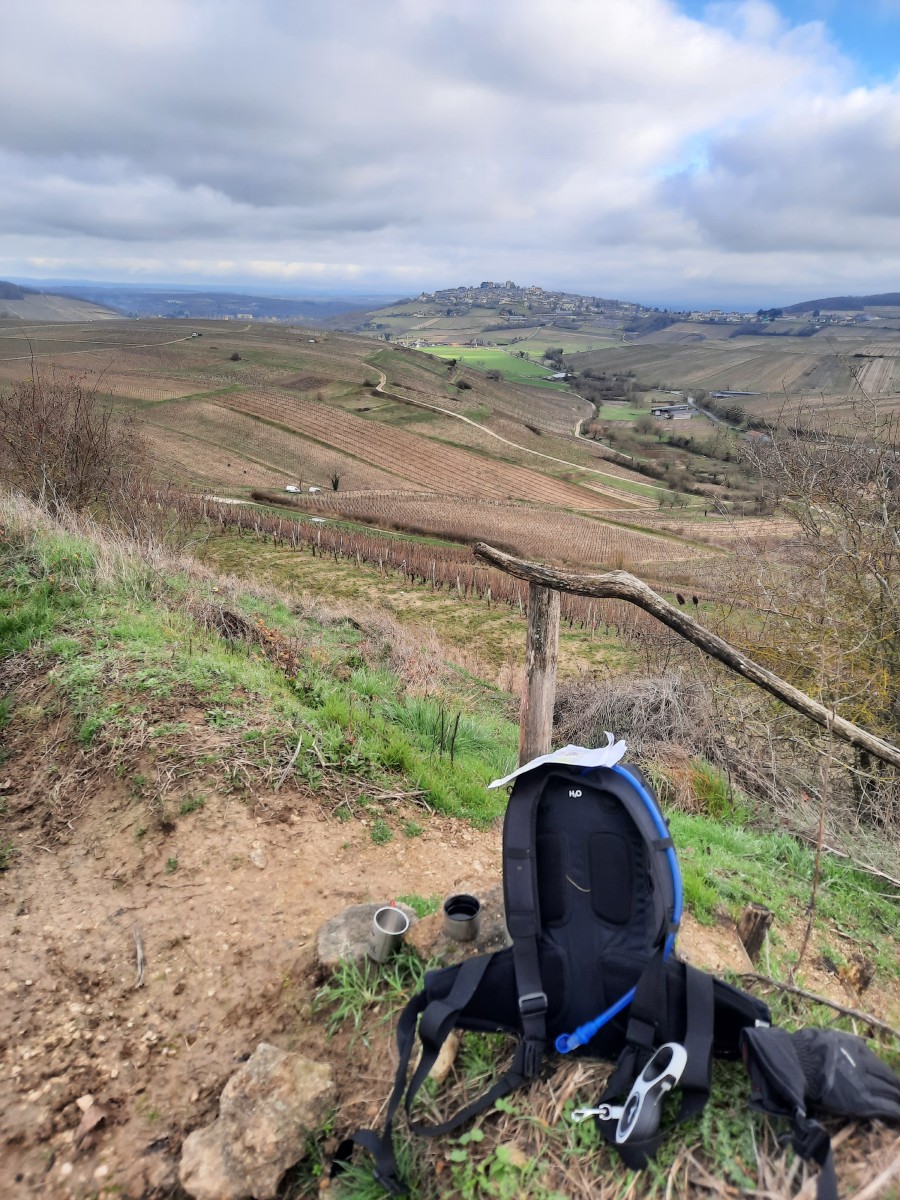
[442,893,481,942]
[368,905,410,963]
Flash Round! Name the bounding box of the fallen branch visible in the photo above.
[740,973,900,1040]
[472,543,900,771]
[796,835,900,891]
[132,925,145,989]
[275,733,304,791]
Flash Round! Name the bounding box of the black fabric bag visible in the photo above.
[344,761,770,1195]
[742,1026,900,1200]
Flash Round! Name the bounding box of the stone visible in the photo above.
[316,902,418,967]
[178,1043,334,1200]
[405,885,510,962]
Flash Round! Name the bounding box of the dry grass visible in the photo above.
[555,669,717,761]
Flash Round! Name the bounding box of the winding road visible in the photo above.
[371,368,665,502]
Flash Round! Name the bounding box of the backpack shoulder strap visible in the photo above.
[503,768,550,1078]
[596,956,715,1169]
[607,764,681,949]
[342,954,493,1194]
[344,941,549,1195]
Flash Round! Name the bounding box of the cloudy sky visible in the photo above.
[3,0,900,307]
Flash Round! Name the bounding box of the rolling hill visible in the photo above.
[0,280,120,322]
[783,291,900,313]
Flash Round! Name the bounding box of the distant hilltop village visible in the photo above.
[377,284,883,334]
[411,281,640,324]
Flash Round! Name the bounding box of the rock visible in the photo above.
[179,1043,334,1200]
[248,843,267,870]
[316,902,417,967]
[406,885,510,962]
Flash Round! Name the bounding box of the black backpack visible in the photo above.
[346,761,770,1194]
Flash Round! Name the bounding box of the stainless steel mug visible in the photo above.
[368,905,410,962]
[442,893,481,942]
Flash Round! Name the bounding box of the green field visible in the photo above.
[594,401,649,421]
[419,345,569,390]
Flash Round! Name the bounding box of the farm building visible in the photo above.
[651,404,694,420]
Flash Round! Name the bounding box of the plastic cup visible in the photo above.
[442,893,481,942]
[368,905,410,963]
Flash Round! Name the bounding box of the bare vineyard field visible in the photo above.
[0,319,651,507]
[183,495,671,643]
[271,490,709,566]
[379,408,657,504]
[465,380,591,438]
[139,426,289,489]
[854,354,900,395]
[225,387,626,510]
[142,399,408,491]
[571,335,862,397]
[99,374,210,402]
[605,508,797,537]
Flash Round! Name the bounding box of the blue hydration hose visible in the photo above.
[555,764,683,1054]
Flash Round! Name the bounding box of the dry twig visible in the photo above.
[741,973,900,1039]
[132,924,145,989]
[275,733,304,791]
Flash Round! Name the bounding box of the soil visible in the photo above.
[0,735,505,1200]
[2,725,897,1199]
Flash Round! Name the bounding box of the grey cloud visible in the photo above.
[668,91,900,252]
[2,0,899,303]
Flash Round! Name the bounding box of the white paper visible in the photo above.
[488,734,628,789]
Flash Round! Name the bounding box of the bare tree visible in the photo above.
[0,366,147,514]
[744,399,899,736]
[739,394,900,824]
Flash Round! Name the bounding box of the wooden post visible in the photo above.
[737,903,774,964]
[472,541,900,772]
[519,583,560,766]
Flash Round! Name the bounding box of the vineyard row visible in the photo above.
[177,495,673,645]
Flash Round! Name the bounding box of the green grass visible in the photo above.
[0,510,519,828]
[594,403,648,421]
[197,531,636,679]
[670,809,899,978]
[395,893,441,917]
[418,346,570,390]
[312,947,427,1038]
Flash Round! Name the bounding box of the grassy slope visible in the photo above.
[6,502,893,966]
[2,503,898,1196]
[0,506,519,831]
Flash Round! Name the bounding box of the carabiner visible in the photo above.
[570,1103,623,1124]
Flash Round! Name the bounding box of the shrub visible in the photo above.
[0,367,146,514]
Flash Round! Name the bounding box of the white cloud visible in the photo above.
[0,0,897,303]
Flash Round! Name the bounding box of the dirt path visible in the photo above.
[370,369,660,505]
[1,773,502,1199]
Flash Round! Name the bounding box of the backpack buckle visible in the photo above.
[518,991,548,1017]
